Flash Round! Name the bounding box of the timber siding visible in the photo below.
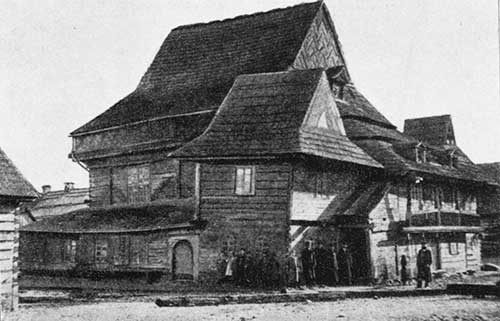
[198,162,292,275]
[367,182,481,281]
[87,156,195,207]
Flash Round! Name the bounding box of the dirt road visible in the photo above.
[7,295,500,321]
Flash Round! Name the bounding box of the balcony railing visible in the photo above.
[409,211,480,227]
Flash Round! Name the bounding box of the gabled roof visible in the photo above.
[27,188,89,219]
[21,199,194,234]
[403,114,455,146]
[0,147,37,199]
[72,1,325,135]
[172,69,381,168]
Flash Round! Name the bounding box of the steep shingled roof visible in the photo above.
[337,85,395,129]
[71,1,324,135]
[403,114,455,146]
[0,147,37,199]
[172,69,381,168]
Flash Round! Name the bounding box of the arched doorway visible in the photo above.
[172,240,193,280]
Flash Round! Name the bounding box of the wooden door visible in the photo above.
[172,240,193,279]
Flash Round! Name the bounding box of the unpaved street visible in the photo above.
[6,295,500,321]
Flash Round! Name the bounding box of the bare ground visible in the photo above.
[6,295,500,321]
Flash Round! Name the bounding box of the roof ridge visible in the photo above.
[405,114,451,121]
[172,1,322,32]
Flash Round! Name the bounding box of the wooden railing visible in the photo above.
[409,211,480,227]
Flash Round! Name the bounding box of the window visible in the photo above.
[434,187,443,209]
[416,145,427,163]
[314,172,329,198]
[127,165,150,203]
[95,239,108,263]
[113,235,129,266]
[411,184,423,210]
[235,166,255,195]
[64,239,77,263]
[449,242,460,255]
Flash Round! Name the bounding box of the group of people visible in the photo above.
[294,241,354,287]
[218,248,281,288]
[218,240,355,289]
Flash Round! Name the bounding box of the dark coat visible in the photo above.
[337,248,353,285]
[417,248,432,267]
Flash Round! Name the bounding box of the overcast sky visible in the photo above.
[1,0,499,191]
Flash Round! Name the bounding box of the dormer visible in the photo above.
[403,115,456,147]
[325,66,349,100]
[415,142,427,163]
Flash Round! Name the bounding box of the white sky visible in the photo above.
[1,0,499,191]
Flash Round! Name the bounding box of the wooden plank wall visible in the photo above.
[198,162,292,273]
[20,232,171,272]
[0,202,18,311]
[87,157,195,207]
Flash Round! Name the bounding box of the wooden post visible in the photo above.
[194,163,201,221]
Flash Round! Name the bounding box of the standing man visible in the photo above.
[416,243,432,288]
[235,248,249,286]
[314,242,328,286]
[325,244,339,286]
[337,243,353,285]
[400,254,408,285]
[301,240,315,286]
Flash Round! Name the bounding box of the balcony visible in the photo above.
[402,211,483,234]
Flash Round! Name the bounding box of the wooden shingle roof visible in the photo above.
[172,69,381,168]
[337,85,395,129]
[28,188,89,219]
[21,200,194,234]
[477,162,500,185]
[0,147,37,199]
[355,140,496,185]
[403,114,455,146]
[71,1,324,135]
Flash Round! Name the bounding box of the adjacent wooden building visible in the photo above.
[0,147,37,310]
[20,1,495,285]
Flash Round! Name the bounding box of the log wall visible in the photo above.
[198,162,292,278]
[0,201,19,311]
[87,152,195,207]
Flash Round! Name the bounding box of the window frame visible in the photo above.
[95,238,109,263]
[127,164,151,204]
[234,166,256,196]
[448,242,460,255]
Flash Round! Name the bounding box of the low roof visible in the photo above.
[71,1,324,135]
[403,114,454,146]
[21,200,194,234]
[477,162,500,185]
[27,188,89,219]
[172,69,381,168]
[355,140,497,185]
[0,147,37,199]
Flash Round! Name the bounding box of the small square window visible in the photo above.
[235,166,255,195]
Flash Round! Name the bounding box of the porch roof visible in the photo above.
[20,199,196,234]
